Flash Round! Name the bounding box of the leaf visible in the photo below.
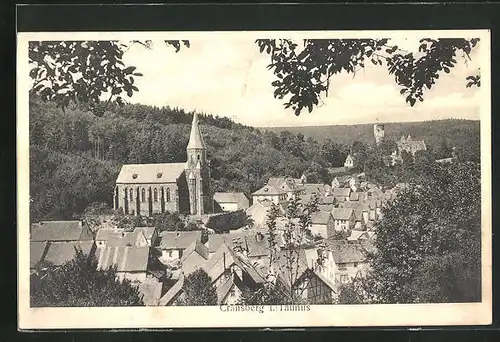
[132,72,143,77]
[122,66,136,74]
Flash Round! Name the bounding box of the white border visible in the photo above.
[17,29,492,329]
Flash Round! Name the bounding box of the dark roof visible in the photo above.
[216,276,235,304]
[116,163,185,184]
[160,231,201,250]
[30,241,48,268]
[159,274,185,306]
[31,221,93,242]
[43,241,95,266]
[96,246,150,272]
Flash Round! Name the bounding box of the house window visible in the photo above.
[229,287,236,297]
[197,154,200,161]
[153,188,158,202]
[337,263,346,270]
[354,262,358,267]
[130,188,134,201]
[141,188,146,202]
[168,250,173,257]
[166,188,171,202]
[340,274,348,283]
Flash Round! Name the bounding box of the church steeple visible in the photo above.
[187,113,205,150]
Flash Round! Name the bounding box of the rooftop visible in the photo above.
[331,208,354,220]
[96,246,150,272]
[43,241,95,267]
[159,231,202,250]
[30,220,93,242]
[116,162,186,184]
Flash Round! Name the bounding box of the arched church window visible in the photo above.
[197,154,200,161]
[166,188,171,202]
[153,188,158,202]
[141,188,146,202]
[130,188,134,201]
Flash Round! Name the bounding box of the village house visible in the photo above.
[331,208,355,232]
[179,239,210,275]
[214,192,250,212]
[309,211,334,239]
[343,154,355,169]
[332,187,352,202]
[325,240,372,284]
[30,220,94,243]
[251,185,287,204]
[158,231,202,263]
[114,113,212,217]
[245,199,285,227]
[339,202,370,225]
[96,245,151,283]
[274,248,337,304]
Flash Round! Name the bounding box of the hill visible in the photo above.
[261,119,480,150]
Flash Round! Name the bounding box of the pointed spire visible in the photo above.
[187,112,205,149]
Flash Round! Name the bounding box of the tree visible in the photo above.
[30,38,480,117]
[178,269,218,306]
[29,40,189,115]
[367,161,481,304]
[153,211,184,232]
[256,38,480,115]
[30,249,144,307]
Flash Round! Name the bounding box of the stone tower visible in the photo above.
[185,113,212,216]
[374,123,385,146]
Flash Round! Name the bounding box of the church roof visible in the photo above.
[116,163,186,184]
[187,113,205,149]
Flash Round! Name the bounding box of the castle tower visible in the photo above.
[374,123,385,146]
[185,113,212,216]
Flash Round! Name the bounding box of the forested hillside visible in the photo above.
[29,96,480,222]
[29,97,349,221]
[263,119,480,155]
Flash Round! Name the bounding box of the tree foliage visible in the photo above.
[368,161,481,303]
[29,40,189,115]
[256,38,480,115]
[178,269,218,306]
[30,249,144,307]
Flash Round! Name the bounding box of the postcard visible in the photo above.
[18,29,491,329]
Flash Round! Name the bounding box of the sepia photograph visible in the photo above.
[17,30,492,329]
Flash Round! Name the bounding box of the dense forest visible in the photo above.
[264,119,480,154]
[29,96,480,222]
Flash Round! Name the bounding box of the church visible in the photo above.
[113,113,212,217]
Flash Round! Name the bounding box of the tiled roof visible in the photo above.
[207,233,246,253]
[332,187,351,198]
[252,185,285,196]
[180,240,210,275]
[300,184,329,195]
[331,208,354,220]
[216,276,235,305]
[318,203,334,212]
[310,211,332,225]
[43,241,95,266]
[325,240,369,263]
[96,246,150,272]
[30,241,48,268]
[319,196,335,204]
[160,231,201,250]
[95,229,124,241]
[244,233,269,257]
[106,229,145,248]
[202,243,239,281]
[159,274,185,306]
[116,163,185,184]
[214,192,249,205]
[30,221,93,242]
[347,230,369,241]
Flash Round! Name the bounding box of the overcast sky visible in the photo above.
[120,38,481,127]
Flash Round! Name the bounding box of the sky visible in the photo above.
[120,38,482,127]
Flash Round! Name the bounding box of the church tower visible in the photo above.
[185,113,212,216]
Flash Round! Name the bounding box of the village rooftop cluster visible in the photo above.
[30,116,440,306]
